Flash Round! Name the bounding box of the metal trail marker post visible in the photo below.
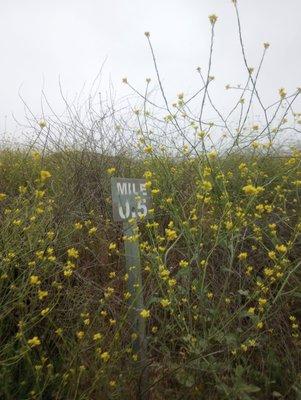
[111,178,152,399]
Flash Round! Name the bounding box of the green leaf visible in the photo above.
[237,383,261,394]
[175,368,195,388]
[235,365,244,378]
[225,333,238,346]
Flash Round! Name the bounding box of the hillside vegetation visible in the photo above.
[0,146,300,399]
[1,3,301,398]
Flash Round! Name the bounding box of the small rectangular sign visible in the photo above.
[111,178,152,222]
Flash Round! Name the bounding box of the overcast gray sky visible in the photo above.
[1,0,300,138]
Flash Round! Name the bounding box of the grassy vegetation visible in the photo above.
[0,146,300,399]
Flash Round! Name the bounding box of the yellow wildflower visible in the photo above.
[145,181,152,189]
[165,227,177,241]
[210,224,218,232]
[19,186,27,194]
[242,185,264,196]
[258,298,267,307]
[40,170,51,181]
[238,252,248,261]
[109,242,117,251]
[124,291,131,300]
[55,328,63,336]
[107,167,116,175]
[208,150,217,159]
[168,278,177,287]
[35,190,45,199]
[151,188,160,195]
[29,275,41,285]
[144,145,153,154]
[38,290,48,300]
[47,231,55,240]
[268,251,276,260]
[264,268,274,277]
[239,163,248,173]
[88,227,97,235]
[67,248,79,259]
[160,298,171,308]
[179,260,189,268]
[256,321,263,329]
[151,326,158,333]
[93,333,102,341]
[201,181,212,191]
[240,344,248,352]
[100,351,110,362]
[41,308,50,316]
[28,261,36,268]
[63,268,73,277]
[28,336,41,348]
[159,266,170,280]
[279,88,286,99]
[225,221,233,230]
[76,331,85,340]
[143,171,153,179]
[140,309,150,319]
[275,244,287,253]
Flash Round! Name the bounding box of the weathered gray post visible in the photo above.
[111,178,152,399]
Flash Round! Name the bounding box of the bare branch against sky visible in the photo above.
[0,0,300,135]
